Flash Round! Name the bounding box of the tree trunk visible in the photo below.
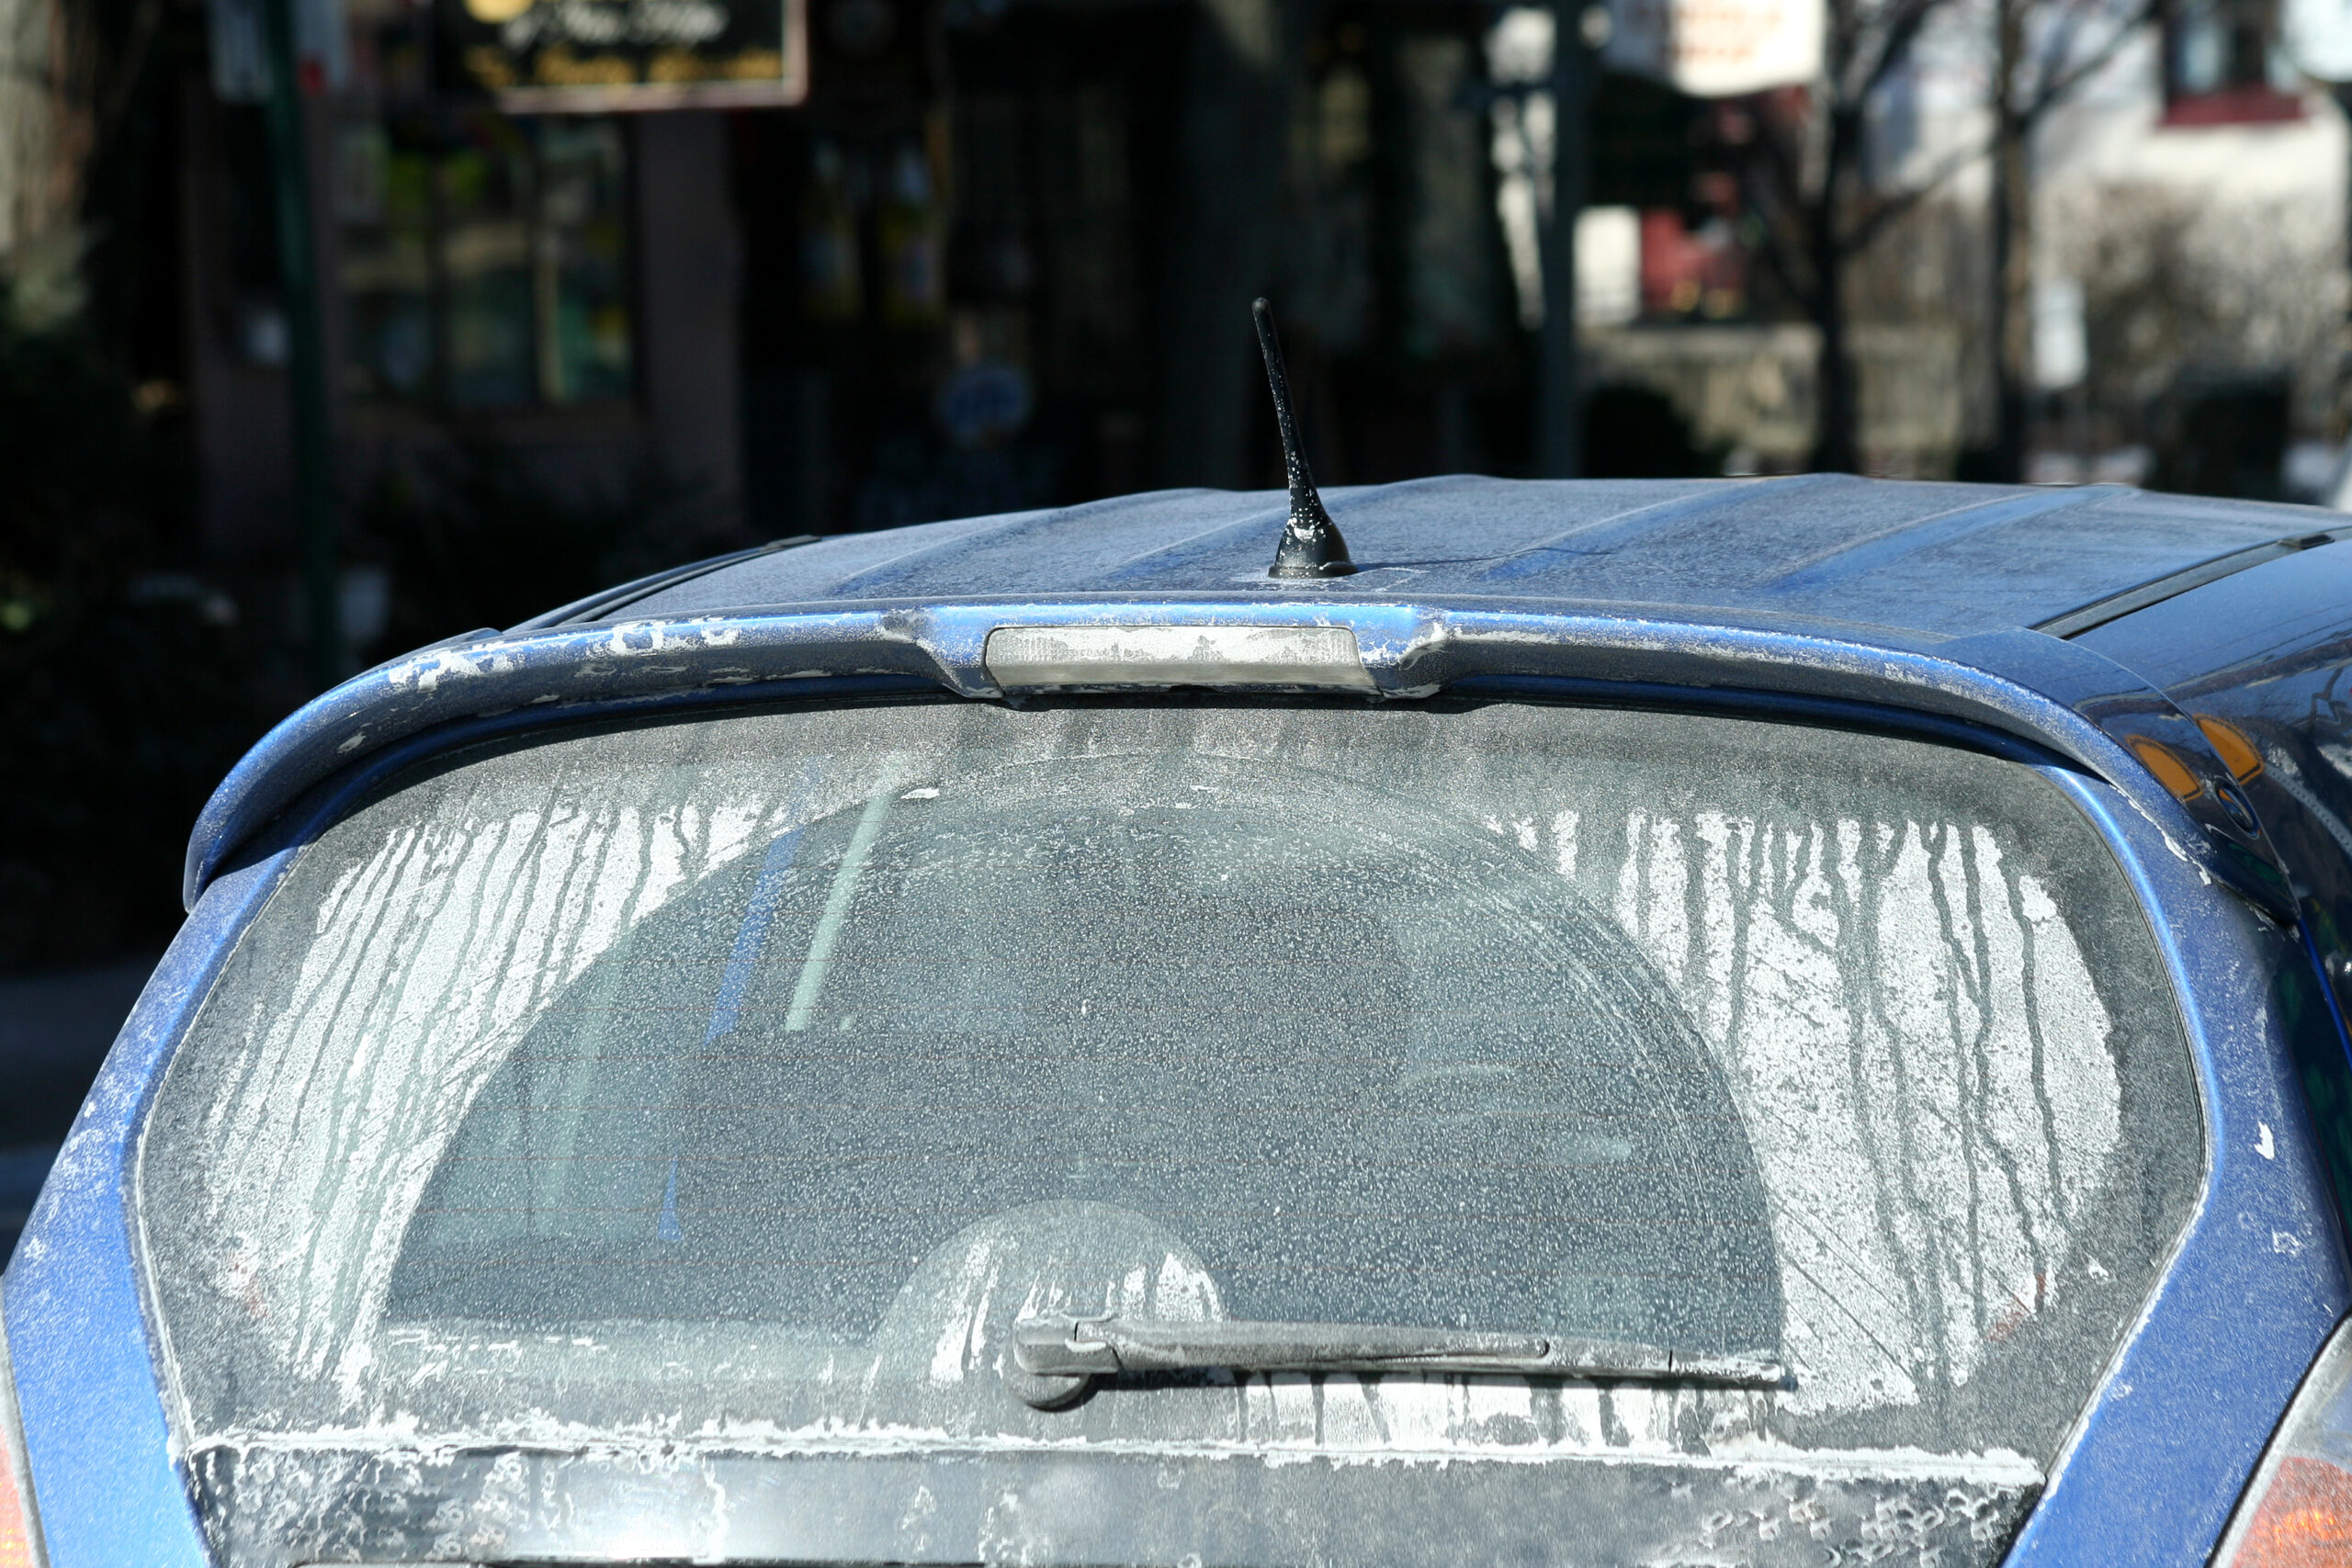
[0,0,94,283]
[1533,0,1589,477]
[1808,104,1864,474]
[1987,0,2032,482]
[1152,0,1300,489]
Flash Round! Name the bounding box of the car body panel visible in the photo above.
[15,476,2352,1565]
[591,475,2333,638]
[189,1443,2044,1565]
[186,602,2285,916]
[37,663,2349,1567]
[2078,540,2352,947]
[1994,767,2349,1562]
[2078,542,2352,1210]
[2,856,276,1568]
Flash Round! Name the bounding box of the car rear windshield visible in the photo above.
[140,697,2201,1562]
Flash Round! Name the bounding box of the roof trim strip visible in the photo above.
[506,534,820,632]
[1468,474,1838,582]
[1758,484,2127,593]
[2036,526,2350,638]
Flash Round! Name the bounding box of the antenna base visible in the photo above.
[1268,516,1356,578]
[1268,557,1357,580]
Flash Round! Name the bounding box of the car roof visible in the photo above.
[584,474,2344,640]
[188,475,2344,915]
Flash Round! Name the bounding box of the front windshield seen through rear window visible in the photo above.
[141,696,2199,1545]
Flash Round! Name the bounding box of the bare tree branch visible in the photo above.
[1848,0,1958,102]
[1745,187,1817,303]
[1833,0,2154,252]
[1839,141,1981,250]
[1738,98,1821,288]
[1825,0,1864,91]
[2018,0,2154,122]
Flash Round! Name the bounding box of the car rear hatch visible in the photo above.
[135,690,2203,1566]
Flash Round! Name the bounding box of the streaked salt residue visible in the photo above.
[180,713,2122,1454]
[1586,805,2119,1416]
[189,763,894,1415]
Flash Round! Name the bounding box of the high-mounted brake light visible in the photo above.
[983,624,1376,692]
[2216,1316,2352,1567]
[0,1309,47,1568]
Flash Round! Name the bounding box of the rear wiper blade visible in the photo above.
[1006,1314,1784,1409]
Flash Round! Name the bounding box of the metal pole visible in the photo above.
[2335,84,2352,476]
[2336,85,2352,288]
[257,0,341,689]
[1535,0,1589,477]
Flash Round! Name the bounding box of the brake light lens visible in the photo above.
[2218,1317,2352,1566]
[982,623,1376,692]
[0,1306,44,1568]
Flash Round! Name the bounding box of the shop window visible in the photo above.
[337,115,635,410]
[2161,0,2303,125]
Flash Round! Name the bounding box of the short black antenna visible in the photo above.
[1253,298,1355,579]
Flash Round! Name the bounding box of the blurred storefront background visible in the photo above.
[28,0,2352,628]
[6,0,2352,971]
[188,0,2352,543]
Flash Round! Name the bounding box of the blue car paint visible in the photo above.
[17,646,2346,1565]
[2073,538,2352,694]
[2075,543,2352,1202]
[590,475,2323,637]
[3,850,286,1568]
[9,645,2335,1564]
[182,600,2273,912]
[1998,767,2350,1562]
[0,678,904,1568]
[13,475,2352,1564]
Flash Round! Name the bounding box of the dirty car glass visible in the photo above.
[140,699,2200,1566]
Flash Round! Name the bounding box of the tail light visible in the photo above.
[2216,1316,2352,1565]
[0,1305,46,1568]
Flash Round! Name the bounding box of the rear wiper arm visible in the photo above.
[1007,1314,1785,1409]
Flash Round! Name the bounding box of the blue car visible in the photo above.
[15,419,2352,1564]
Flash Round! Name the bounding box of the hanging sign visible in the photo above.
[1604,0,1823,96]
[437,0,807,109]
[2286,0,2352,81]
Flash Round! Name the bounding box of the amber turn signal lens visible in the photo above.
[2231,1455,2352,1566]
[0,1430,36,1568]
[0,1306,45,1568]
[2126,736,2204,801]
[2219,1318,2352,1567]
[2197,716,2267,785]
